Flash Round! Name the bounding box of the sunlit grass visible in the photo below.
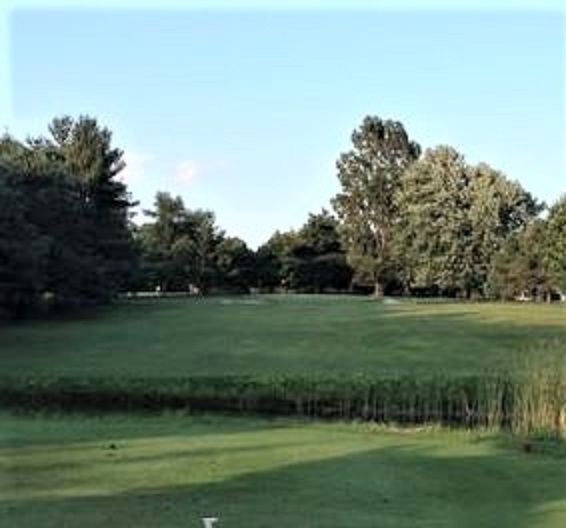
[1,295,565,377]
[1,413,565,527]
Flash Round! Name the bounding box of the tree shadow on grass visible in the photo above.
[2,438,317,485]
[2,434,565,528]
[0,413,300,449]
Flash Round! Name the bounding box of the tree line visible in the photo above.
[0,116,136,318]
[1,114,564,318]
[133,192,352,295]
[333,116,565,300]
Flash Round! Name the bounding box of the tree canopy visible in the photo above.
[395,146,542,298]
[332,116,420,296]
[1,113,564,318]
[0,116,136,317]
[544,195,566,293]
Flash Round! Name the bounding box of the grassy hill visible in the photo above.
[1,295,565,378]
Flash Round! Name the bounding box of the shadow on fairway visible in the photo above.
[2,437,565,528]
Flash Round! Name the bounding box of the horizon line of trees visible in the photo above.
[333,116,565,301]
[1,114,565,318]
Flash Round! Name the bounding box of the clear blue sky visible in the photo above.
[4,3,565,247]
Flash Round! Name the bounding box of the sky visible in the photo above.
[1,1,565,248]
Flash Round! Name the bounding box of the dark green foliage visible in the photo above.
[1,372,562,439]
[253,244,282,291]
[136,192,188,291]
[286,210,353,292]
[137,192,229,293]
[544,195,566,294]
[0,117,136,317]
[0,374,504,425]
[254,229,300,291]
[0,141,88,316]
[0,159,49,317]
[488,196,566,301]
[488,220,551,300]
[45,116,137,299]
[214,236,256,293]
[254,212,352,293]
[138,192,259,294]
[138,203,350,294]
[1,112,563,315]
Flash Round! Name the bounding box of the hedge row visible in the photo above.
[0,374,516,427]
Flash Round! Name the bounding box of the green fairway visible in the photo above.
[1,413,565,528]
[1,295,565,378]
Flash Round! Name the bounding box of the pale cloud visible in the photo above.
[119,150,152,184]
[174,160,200,184]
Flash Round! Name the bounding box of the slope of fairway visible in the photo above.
[1,413,565,528]
[0,295,565,377]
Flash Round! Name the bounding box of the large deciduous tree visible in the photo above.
[395,146,470,296]
[544,195,566,294]
[396,147,542,297]
[488,220,551,301]
[332,116,420,296]
[465,163,542,296]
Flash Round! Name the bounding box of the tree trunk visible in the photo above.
[374,281,384,298]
